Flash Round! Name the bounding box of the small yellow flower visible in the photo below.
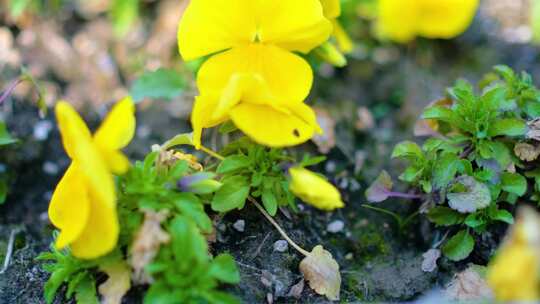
[178,0,331,148]
[49,98,135,259]
[487,207,540,301]
[289,167,344,211]
[377,0,479,43]
[320,0,354,54]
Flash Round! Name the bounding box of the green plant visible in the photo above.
[366,65,540,261]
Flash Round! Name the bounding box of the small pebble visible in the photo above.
[345,253,354,260]
[42,161,59,175]
[325,161,336,173]
[232,219,245,232]
[217,223,227,232]
[326,220,344,233]
[137,125,151,139]
[33,120,53,141]
[273,240,288,252]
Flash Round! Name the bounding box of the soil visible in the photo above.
[1,7,540,304]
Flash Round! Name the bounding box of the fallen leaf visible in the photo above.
[287,279,305,299]
[445,266,494,301]
[312,107,336,154]
[299,245,341,301]
[421,249,441,273]
[130,210,170,284]
[98,260,131,304]
[514,142,540,162]
[365,170,393,203]
[447,176,491,213]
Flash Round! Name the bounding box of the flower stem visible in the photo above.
[199,145,225,161]
[0,78,23,105]
[385,190,421,199]
[248,196,310,257]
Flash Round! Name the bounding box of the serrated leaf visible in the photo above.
[447,176,491,213]
[211,176,250,212]
[365,170,393,203]
[217,155,251,174]
[488,118,526,137]
[130,68,185,102]
[208,254,240,284]
[442,230,475,261]
[501,172,527,196]
[300,245,341,301]
[427,207,464,226]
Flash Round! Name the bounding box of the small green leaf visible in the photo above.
[75,275,99,304]
[0,180,7,204]
[211,176,250,212]
[442,230,475,261]
[464,213,485,228]
[421,106,454,122]
[432,153,460,189]
[391,141,423,159]
[427,207,464,226]
[208,254,240,284]
[491,209,514,224]
[169,216,208,263]
[262,187,278,216]
[130,68,185,102]
[501,172,527,196]
[160,133,194,150]
[174,193,213,233]
[217,155,251,174]
[219,121,238,134]
[0,122,17,146]
[110,0,139,36]
[488,118,526,137]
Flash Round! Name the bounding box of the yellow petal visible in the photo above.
[49,163,90,249]
[70,181,119,259]
[320,0,341,19]
[191,95,229,149]
[229,103,319,147]
[177,0,258,61]
[257,0,332,53]
[99,149,131,175]
[197,44,313,108]
[289,167,344,210]
[332,20,354,54]
[94,97,136,151]
[416,0,479,39]
[376,0,419,43]
[55,101,93,159]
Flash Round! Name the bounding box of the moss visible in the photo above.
[352,223,391,262]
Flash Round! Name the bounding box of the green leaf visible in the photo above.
[442,230,475,261]
[169,216,208,264]
[130,68,185,103]
[432,153,460,189]
[8,0,32,18]
[217,155,251,174]
[203,291,240,304]
[447,176,491,213]
[174,193,213,233]
[501,172,527,196]
[208,254,240,284]
[211,176,250,212]
[160,133,194,150]
[427,207,464,226]
[488,118,526,137]
[421,106,454,122]
[464,213,485,228]
[491,209,514,224]
[391,141,423,159]
[219,121,238,134]
[110,0,139,36]
[74,275,99,304]
[299,155,327,167]
[0,180,7,204]
[0,122,17,146]
[262,186,278,216]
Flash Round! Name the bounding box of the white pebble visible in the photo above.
[233,220,245,232]
[33,120,53,141]
[327,220,344,233]
[42,161,59,175]
[273,240,288,252]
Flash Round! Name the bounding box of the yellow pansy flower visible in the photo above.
[49,98,135,259]
[289,167,344,211]
[377,0,479,43]
[320,0,353,54]
[487,207,540,301]
[178,0,330,148]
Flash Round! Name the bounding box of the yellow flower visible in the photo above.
[49,98,135,259]
[178,0,331,148]
[289,167,344,211]
[320,0,353,54]
[377,0,479,43]
[487,207,540,301]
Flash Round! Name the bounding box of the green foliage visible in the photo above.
[144,216,240,304]
[0,122,17,146]
[130,68,186,103]
[37,246,99,304]
[368,66,540,261]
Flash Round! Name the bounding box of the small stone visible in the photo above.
[345,253,354,260]
[273,240,288,252]
[232,220,245,232]
[42,161,59,175]
[287,279,304,299]
[33,120,53,141]
[326,220,344,233]
[137,125,151,139]
[217,223,227,232]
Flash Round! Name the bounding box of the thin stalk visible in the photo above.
[248,196,310,256]
[199,145,225,161]
[384,190,422,200]
[0,228,20,274]
[0,78,23,105]
[361,204,403,227]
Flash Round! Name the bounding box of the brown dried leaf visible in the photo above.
[299,245,341,301]
[130,210,170,284]
[514,142,540,162]
[445,266,494,301]
[98,260,131,304]
[287,279,305,299]
[312,107,336,154]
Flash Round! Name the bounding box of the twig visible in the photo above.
[251,232,272,259]
[0,228,21,274]
[248,196,310,257]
